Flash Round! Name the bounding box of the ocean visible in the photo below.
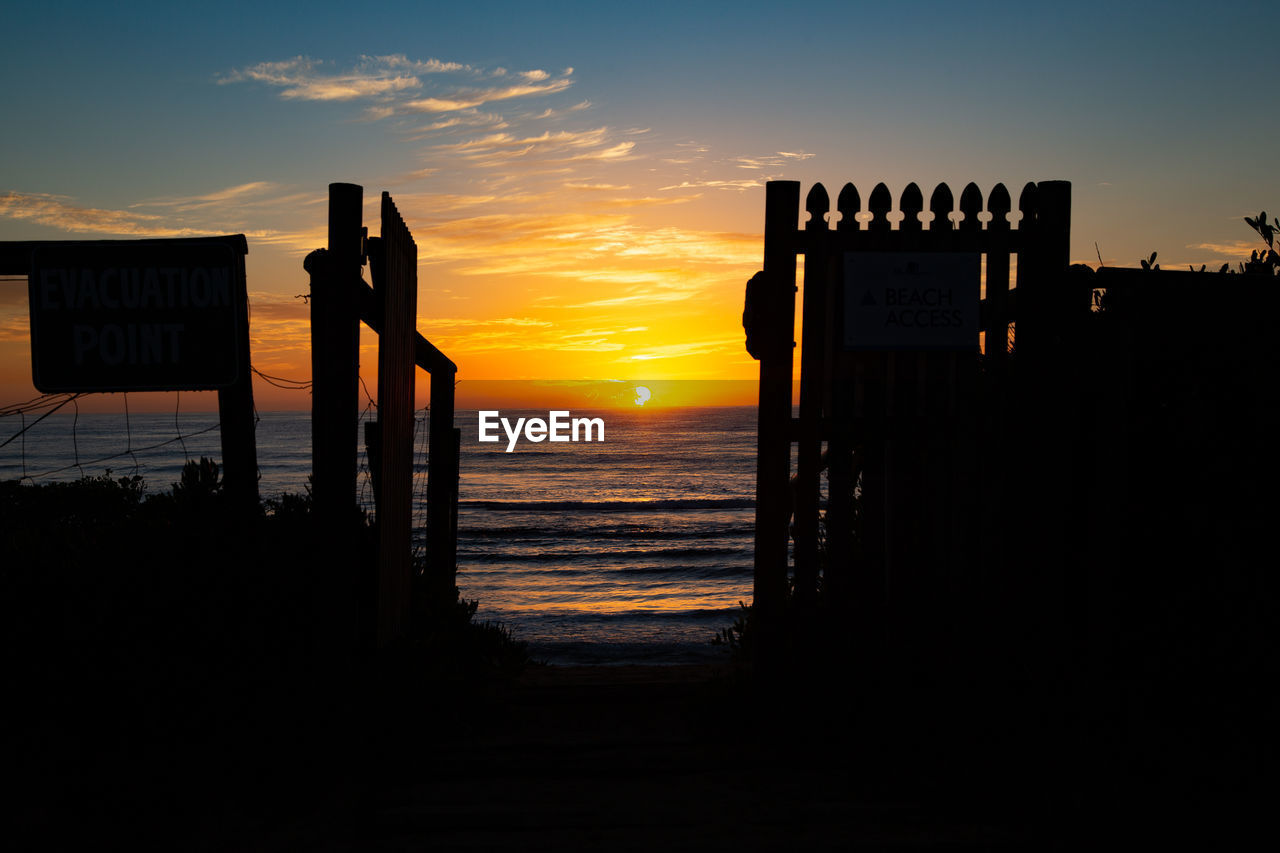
[0,405,757,665]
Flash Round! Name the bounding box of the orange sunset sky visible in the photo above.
[3,2,1277,412]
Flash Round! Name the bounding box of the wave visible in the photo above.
[459,497,755,512]
[457,523,756,540]
[492,607,740,621]
[457,545,746,562]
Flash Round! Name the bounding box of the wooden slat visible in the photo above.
[899,183,923,234]
[793,183,830,608]
[959,182,983,233]
[868,183,892,233]
[374,192,419,645]
[929,183,954,232]
[837,183,860,233]
[985,183,1012,362]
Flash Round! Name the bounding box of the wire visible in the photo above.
[72,395,84,478]
[251,365,312,391]
[0,392,79,418]
[175,391,188,462]
[123,393,140,477]
[26,423,221,480]
[0,393,81,449]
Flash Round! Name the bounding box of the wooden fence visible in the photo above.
[306,183,459,650]
[748,179,1089,675]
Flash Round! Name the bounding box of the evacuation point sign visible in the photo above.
[28,242,241,392]
[843,252,980,350]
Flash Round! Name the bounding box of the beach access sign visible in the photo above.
[28,242,242,392]
[844,252,980,350]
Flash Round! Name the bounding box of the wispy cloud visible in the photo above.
[659,179,763,192]
[402,75,574,114]
[0,315,30,342]
[625,338,742,361]
[219,56,422,101]
[423,317,553,328]
[1189,239,1263,258]
[430,127,635,166]
[730,151,813,170]
[220,55,574,118]
[0,189,323,253]
[133,181,286,210]
[0,191,202,237]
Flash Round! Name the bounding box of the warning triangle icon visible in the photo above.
[860,289,878,307]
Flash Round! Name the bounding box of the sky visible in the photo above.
[2,0,1277,411]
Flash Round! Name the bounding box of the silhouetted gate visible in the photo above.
[307,183,459,649]
[747,179,1084,673]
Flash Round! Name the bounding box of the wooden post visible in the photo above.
[753,181,799,671]
[426,366,458,607]
[217,245,259,511]
[307,183,364,653]
[311,183,364,526]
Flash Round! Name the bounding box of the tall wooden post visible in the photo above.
[311,183,363,525]
[308,182,364,653]
[753,181,799,670]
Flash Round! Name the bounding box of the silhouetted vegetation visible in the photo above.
[1134,210,1280,276]
[1,460,525,845]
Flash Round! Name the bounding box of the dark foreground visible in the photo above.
[13,655,1277,850]
[5,474,1275,849]
[232,664,1018,851]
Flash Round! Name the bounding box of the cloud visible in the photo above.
[428,127,638,170]
[0,315,30,342]
[0,191,203,237]
[133,181,282,210]
[730,151,814,170]
[401,76,574,114]
[525,101,593,121]
[422,317,553,328]
[406,110,509,136]
[222,56,575,121]
[658,179,763,192]
[562,285,698,308]
[220,56,421,101]
[371,55,472,74]
[1189,239,1262,258]
[564,182,633,192]
[403,208,758,282]
[625,338,742,361]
